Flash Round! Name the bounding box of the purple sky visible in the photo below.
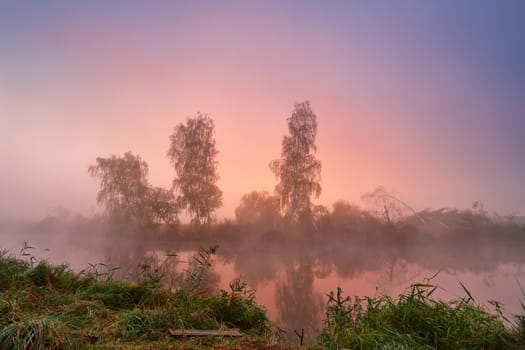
[1,1,524,220]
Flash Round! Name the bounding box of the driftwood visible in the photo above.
[169,329,243,337]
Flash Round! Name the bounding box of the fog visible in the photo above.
[2,206,524,341]
[2,2,525,221]
[2,1,525,344]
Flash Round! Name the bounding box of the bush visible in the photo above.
[208,280,269,333]
[81,281,152,309]
[27,261,86,293]
[319,284,519,349]
[0,250,276,348]
[0,251,30,291]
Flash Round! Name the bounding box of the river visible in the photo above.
[2,217,524,343]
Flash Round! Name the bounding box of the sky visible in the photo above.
[1,0,525,220]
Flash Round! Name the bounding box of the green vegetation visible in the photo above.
[2,246,523,349]
[0,248,279,349]
[317,283,524,350]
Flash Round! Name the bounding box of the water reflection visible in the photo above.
[2,216,525,342]
[276,255,323,342]
[374,249,424,294]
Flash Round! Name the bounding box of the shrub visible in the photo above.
[0,251,30,291]
[27,261,86,293]
[81,281,151,309]
[319,283,519,349]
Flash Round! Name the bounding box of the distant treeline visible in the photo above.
[88,101,521,234]
[88,101,323,228]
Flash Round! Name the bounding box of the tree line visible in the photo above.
[89,101,409,229]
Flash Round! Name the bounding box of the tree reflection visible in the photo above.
[275,255,324,343]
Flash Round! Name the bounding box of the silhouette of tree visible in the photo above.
[361,186,413,226]
[89,152,179,227]
[270,101,322,222]
[330,200,363,230]
[312,204,330,230]
[146,186,180,227]
[276,256,323,342]
[167,113,222,225]
[89,152,151,225]
[235,191,281,226]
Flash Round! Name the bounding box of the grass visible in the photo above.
[317,283,525,350]
[0,248,283,349]
[2,246,523,349]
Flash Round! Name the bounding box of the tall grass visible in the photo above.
[318,283,523,349]
[0,246,276,349]
[3,244,523,349]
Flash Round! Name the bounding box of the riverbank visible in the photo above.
[1,249,523,349]
[0,248,298,349]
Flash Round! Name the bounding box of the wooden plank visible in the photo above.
[169,329,243,337]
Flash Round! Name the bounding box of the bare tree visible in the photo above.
[270,101,322,222]
[361,186,415,226]
[167,113,222,224]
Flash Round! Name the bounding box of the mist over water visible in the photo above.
[2,209,524,342]
[2,3,525,347]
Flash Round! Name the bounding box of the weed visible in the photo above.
[208,278,270,333]
[0,250,30,291]
[318,282,520,349]
[0,317,73,350]
[135,252,178,289]
[181,246,218,294]
[18,242,37,268]
[81,281,152,309]
[27,261,87,293]
[0,248,283,349]
[515,280,525,346]
[122,310,149,340]
[79,262,120,282]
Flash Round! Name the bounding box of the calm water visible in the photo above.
[2,221,524,343]
[213,257,524,341]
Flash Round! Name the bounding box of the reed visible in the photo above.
[0,247,278,349]
[318,282,523,349]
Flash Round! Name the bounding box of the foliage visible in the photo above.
[79,262,120,282]
[0,249,277,349]
[89,152,151,225]
[0,249,30,291]
[27,261,86,293]
[208,279,269,333]
[168,113,223,225]
[81,281,152,309]
[180,246,219,294]
[146,187,180,227]
[311,204,330,231]
[235,191,281,226]
[270,101,322,222]
[89,152,179,227]
[0,318,71,350]
[516,281,525,345]
[318,283,521,350]
[329,200,364,230]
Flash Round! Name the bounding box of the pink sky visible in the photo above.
[1,1,524,219]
